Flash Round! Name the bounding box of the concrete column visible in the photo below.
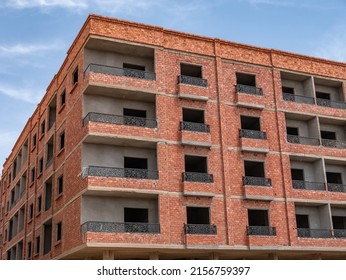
[268,253,278,260]
[208,253,219,260]
[311,253,322,260]
[149,252,159,260]
[103,250,115,260]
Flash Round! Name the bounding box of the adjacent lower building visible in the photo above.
[1,14,346,260]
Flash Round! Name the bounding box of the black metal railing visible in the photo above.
[292,180,326,191]
[247,226,276,236]
[334,229,346,238]
[84,63,156,80]
[327,183,346,193]
[236,84,263,95]
[242,176,272,187]
[286,135,320,146]
[321,139,346,149]
[182,172,214,183]
[82,166,159,180]
[297,228,333,238]
[83,112,157,128]
[180,121,210,133]
[239,129,267,140]
[316,98,346,109]
[178,75,208,87]
[184,224,217,235]
[81,221,160,234]
[283,92,314,104]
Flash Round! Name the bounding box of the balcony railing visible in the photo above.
[82,166,159,180]
[236,84,263,96]
[182,172,213,183]
[283,92,314,104]
[83,112,157,128]
[292,180,326,191]
[286,135,320,146]
[297,228,333,238]
[239,129,267,140]
[316,98,346,109]
[180,121,210,133]
[321,138,346,149]
[184,224,217,235]
[334,229,346,238]
[178,75,208,87]
[243,176,271,187]
[327,183,346,193]
[81,221,160,234]
[247,226,276,236]
[84,63,156,80]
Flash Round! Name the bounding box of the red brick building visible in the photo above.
[1,14,346,260]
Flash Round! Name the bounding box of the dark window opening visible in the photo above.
[123,108,146,118]
[37,196,42,213]
[244,161,265,178]
[27,241,32,259]
[43,220,52,255]
[35,236,40,255]
[72,67,78,85]
[44,182,52,211]
[31,167,35,183]
[296,214,309,228]
[332,216,346,229]
[59,132,65,150]
[29,203,34,220]
[180,63,202,78]
[241,116,261,131]
[123,63,145,71]
[326,172,342,184]
[57,175,63,195]
[46,138,54,167]
[32,134,37,148]
[183,108,204,123]
[321,130,336,140]
[48,96,56,129]
[39,158,43,174]
[316,91,330,100]
[124,157,148,169]
[17,241,23,260]
[248,209,269,226]
[40,120,45,136]
[291,169,304,181]
[236,73,256,87]
[185,155,207,173]
[187,207,210,224]
[282,86,294,94]
[60,90,66,107]
[287,126,299,136]
[56,222,62,241]
[124,208,149,223]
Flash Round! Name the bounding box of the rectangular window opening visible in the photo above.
[187,207,210,224]
[241,116,261,131]
[180,63,202,78]
[244,161,265,178]
[236,73,256,87]
[183,108,204,124]
[185,155,208,173]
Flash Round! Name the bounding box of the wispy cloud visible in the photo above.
[5,0,87,9]
[0,83,43,103]
[0,42,62,56]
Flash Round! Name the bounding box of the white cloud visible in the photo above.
[0,83,43,103]
[5,0,87,9]
[0,43,62,55]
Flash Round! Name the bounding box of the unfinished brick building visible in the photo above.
[1,14,346,260]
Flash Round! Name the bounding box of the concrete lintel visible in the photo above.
[181,140,212,148]
[241,147,269,153]
[178,93,209,101]
[245,195,274,201]
[236,102,265,110]
[183,191,215,198]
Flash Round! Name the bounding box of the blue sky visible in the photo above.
[1,0,346,169]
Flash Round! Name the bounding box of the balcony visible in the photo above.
[239,129,266,140]
[82,166,159,180]
[247,226,276,236]
[328,183,346,193]
[287,135,320,146]
[297,228,333,238]
[81,221,160,234]
[178,75,208,87]
[83,112,157,128]
[184,224,217,235]
[321,139,346,149]
[84,63,156,80]
[334,229,346,238]
[236,84,263,95]
[316,98,346,109]
[182,172,213,183]
[243,176,271,187]
[283,92,314,104]
[292,180,326,191]
[180,121,210,133]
